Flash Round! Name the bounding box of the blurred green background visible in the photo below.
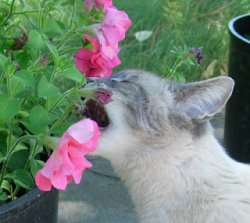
[1,0,250,81]
[115,0,250,81]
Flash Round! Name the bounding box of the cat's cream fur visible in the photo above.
[87,70,250,223]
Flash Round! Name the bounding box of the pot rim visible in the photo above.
[0,187,43,214]
[228,13,250,44]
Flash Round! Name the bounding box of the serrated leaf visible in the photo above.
[37,76,60,98]
[0,94,21,123]
[30,159,45,177]
[28,30,45,51]
[6,169,35,190]
[57,66,84,83]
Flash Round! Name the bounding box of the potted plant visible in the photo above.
[0,0,131,222]
[224,13,250,163]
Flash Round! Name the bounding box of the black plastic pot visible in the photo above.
[0,188,59,223]
[224,13,250,163]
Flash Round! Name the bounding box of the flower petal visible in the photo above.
[35,170,52,191]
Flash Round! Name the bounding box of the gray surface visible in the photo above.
[58,115,224,223]
[58,157,138,223]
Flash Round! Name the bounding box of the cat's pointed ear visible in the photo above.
[173,76,234,121]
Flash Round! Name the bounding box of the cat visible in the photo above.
[84,69,250,223]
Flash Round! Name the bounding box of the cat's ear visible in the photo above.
[173,76,234,121]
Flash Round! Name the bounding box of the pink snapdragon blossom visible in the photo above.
[84,0,112,11]
[35,119,100,191]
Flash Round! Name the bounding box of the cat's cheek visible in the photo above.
[91,134,114,160]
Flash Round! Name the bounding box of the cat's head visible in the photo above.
[83,69,234,165]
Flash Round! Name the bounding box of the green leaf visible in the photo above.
[28,30,45,51]
[1,180,11,193]
[0,54,7,71]
[15,88,33,99]
[0,132,7,156]
[7,150,29,171]
[0,94,21,123]
[57,66,84,83]
[44,18,62,37]
[13,70,34,87]
[51,121,71,135]
[46,43,59,67]
[37,76,60,98]
[24,105,50,134]
[13,143,28,153]
[0,152,5,162]
[0,191,8,201]
[18,111,30,118]
[11,70,34,96]
[6,169,35,190]
[30,159,45,177]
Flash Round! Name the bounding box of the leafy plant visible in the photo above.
[0,0,93,204]
[0,0,131,205]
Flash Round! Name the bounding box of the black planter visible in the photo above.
[0,188,59,223]
[224,13,250,163]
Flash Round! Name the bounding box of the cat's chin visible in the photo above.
[82,99,110,130]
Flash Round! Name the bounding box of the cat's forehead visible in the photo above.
[112,69,166,86]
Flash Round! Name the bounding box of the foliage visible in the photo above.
[0,0,93,204]
[115,0,250,81]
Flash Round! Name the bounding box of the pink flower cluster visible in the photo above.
[74,0,132,77]
[35,119,100,191]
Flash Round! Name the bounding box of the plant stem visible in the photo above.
[77,88,96,98]
[48,68,58,83]
[169,53,188,77]
[7,119,13,152]
[6,74,12,98]
[49,104,74,133]
[48,88,75,112]
[59,47,80,56]
[70,0,76,28]
[12,185,20,199]
[0,0,16,26]
[0,135,41,188]
[12,10,39,15]
[56,27,77,51]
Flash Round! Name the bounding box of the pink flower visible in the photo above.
[101,6,132,45]
[75,2,131,78]
[74,35,120,77]
[35,119,101,191]
[84,0,112,11]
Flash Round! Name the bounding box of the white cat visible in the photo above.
[84,69,250,223]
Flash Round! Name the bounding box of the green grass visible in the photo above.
[115,0,250,81]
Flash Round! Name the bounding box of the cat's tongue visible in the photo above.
[83,88,111,128]
[95,88,113,105]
